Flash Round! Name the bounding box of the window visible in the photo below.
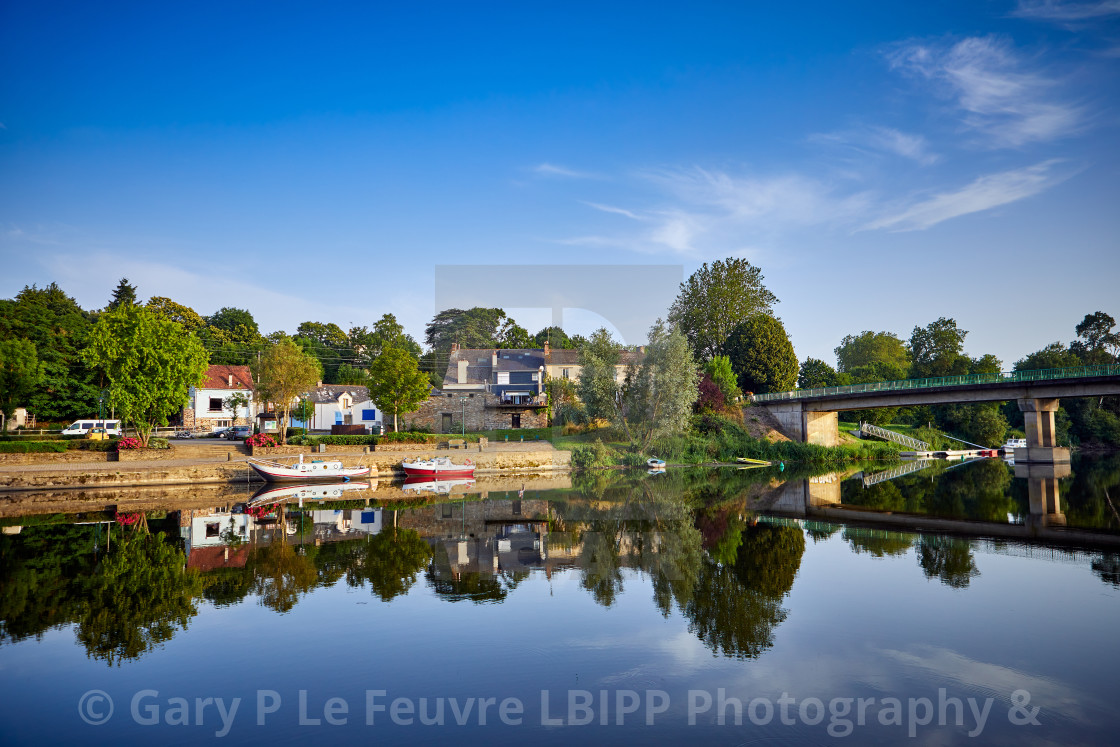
[497,372,510,385]
[335,412,343,425]
[442,504,453,518]
[205,523,220,538]
[209,397,223,412]
[562,368,569,379]
[512,501,521,516]
[361,409,377,421]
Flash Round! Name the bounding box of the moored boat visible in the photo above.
[249,479,375,504]
[401,475,476,494]
[248,453,371,482]
[401,457,475,478]
[646,457,666,468]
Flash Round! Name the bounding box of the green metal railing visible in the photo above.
[752,364,1120,403]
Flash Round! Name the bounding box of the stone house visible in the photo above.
[541,341,644,385]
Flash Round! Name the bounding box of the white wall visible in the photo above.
[189,387,257,424]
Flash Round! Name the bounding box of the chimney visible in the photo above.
[451,342,459,352]
[317,380,323,388]
[491,351,498,367]
[544,341,550,357]
[228,374,233,386]
[457,359,468,384]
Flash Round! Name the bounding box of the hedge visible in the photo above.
[0,441,69,453]
[289,434,379,446]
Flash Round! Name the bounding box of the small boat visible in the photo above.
[736,457,772,466]
[646,458,666,468]
[401,475,476,494]
[1002,438,1027,452]
[401,457,475,478]
[248,453,371,482]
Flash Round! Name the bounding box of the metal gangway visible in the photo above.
[860,423,930,451]
[862,459,936,488]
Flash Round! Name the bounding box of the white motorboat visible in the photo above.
[250,479,376,504]
[248,453,371,482]
[401,475,476,495]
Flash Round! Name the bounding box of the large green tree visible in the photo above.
[834,330,910,374]
[424,307,509,351]
[721,315,798,395]
[704,355,742,404]
[1073,311,1119,360]
[146,297,206,332]
[349,314,422,364]
[252,337,322,444]
[798,357,845,390]
[668,258,779,360]
[533,325,575,349]
[294,321,351,383]
[0,338,41,432]
[909,318,969,379]
[83,305,209,445]
[0,283,99,421]
[369,346,432,432]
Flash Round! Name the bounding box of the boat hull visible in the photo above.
[401,466,475,478]
[248,461,371,483]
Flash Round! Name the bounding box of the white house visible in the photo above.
[183,364,256,431]
[299,383,381,433]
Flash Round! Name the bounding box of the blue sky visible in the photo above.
[2,1,1118,367]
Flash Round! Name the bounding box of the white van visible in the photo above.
[62,419,122,436]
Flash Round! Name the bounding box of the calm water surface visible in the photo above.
[1,456,1119,745]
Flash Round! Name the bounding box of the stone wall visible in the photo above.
[117,448,179,462]
[406,391,547,432]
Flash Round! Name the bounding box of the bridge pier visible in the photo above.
[766,403,838,446]
[1016,398,1070,463]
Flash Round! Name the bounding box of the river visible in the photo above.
[1,455,1118,744]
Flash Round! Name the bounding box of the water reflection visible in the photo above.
[2,456,1119,670]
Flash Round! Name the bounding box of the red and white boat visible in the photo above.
[401,475,475,495]
[401,456,475,478]
[248,453,371,482]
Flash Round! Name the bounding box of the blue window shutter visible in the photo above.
[334,412,342,424]
[362,409,377,421]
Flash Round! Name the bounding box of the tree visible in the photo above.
[424,307,508,352]
[1073,311,1120,359]
[107,278,138,310]
[533,326,575,349]
[0,339,40,433]
[207,307,260,336]
[335,364,369,386]
[909,318,969,379]
[496,320,533,349]
[252,338,322,444]
[200,307,265,366]
[696,374,725,413]
[834,331,910,374]
[578,322,698,450]
[83,306,209,446]
[721,315,797,395]
[668,258,779,360]
[349,314,422,364]
[368,346,431,432]
[704,355,742,404]
[0,283,100,421]
[223,391,250,427]
[798,357,841,390]
[146,297,205,332]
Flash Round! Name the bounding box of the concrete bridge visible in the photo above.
[755,364,1120,463]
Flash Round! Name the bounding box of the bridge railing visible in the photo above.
[752,363,1120,403]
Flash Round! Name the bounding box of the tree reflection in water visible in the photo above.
[247,540,318,613]
[76,530,202,666]
[350,527,432,602]
[917,535,979,588]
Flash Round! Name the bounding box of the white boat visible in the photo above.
[401,457,475,478]
[248,453,371,482]
[1002,438,1028,451]
[250,479,375,504]
[646,458,666,468]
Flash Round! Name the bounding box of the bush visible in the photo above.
[0,441,68,453]
[149,437,170,450]
[380,432,441,444]
[247,433,277,448]
[116,437,142,450]
[570,439,615,470]
[286,427,306,438]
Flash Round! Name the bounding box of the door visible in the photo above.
[511,414,521,429]
[441,413,453,433]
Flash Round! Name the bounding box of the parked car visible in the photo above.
[86,427,110,441]
[62,419,122,437]
[226,426,252,440]
[209,427,231,438]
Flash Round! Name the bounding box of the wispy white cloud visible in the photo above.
[888,36,1084,147]
[864,159,1070,231]
[1011,0,1120,22]
[581,201,644,220]
[810,126,940,165]
[533,162,600,179]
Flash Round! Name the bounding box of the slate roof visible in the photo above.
[201,365,254,390]
[442,349,546,385]
[546,349,644,366]
[301,384,371,404]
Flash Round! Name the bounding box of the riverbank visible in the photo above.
[0,442,569,492]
